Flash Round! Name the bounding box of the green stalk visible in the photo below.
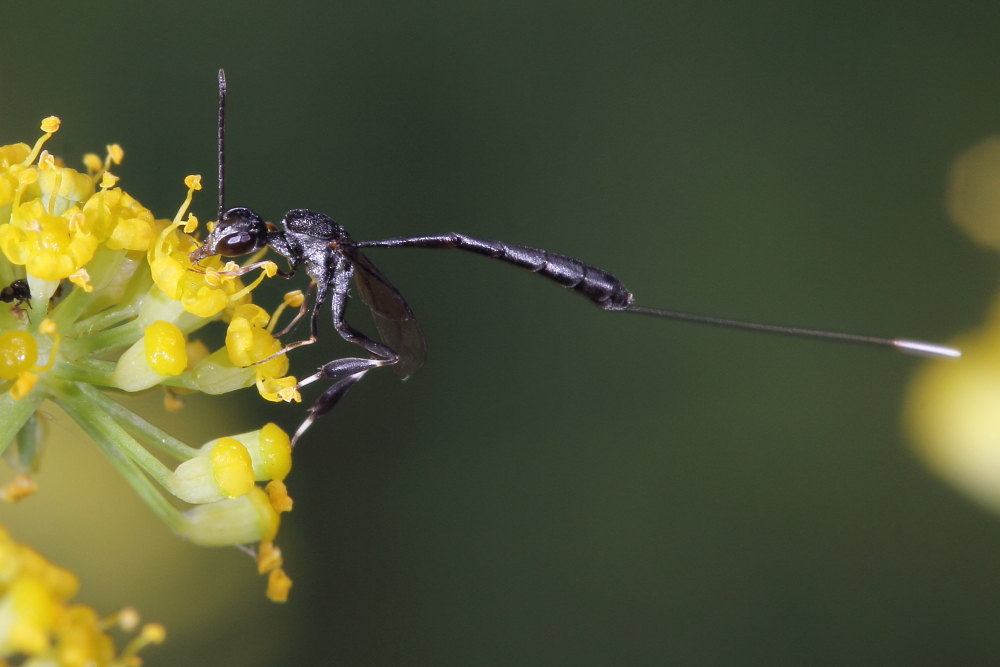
[52,358,117,386]
[71,304,139,338]
[60,320,142,360]
[51,380,185,531]
[74,382,199,461]
[49,380,174,486]
[0,387,47,458]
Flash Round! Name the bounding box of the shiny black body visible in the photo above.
[0,279,30,309]
[191,203,637,444]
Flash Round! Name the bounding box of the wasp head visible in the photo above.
[189,207,268,263]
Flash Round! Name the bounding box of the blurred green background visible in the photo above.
[3,1,1000,665]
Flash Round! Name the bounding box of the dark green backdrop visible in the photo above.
[2,2,998,665]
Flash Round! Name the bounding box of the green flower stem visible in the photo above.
[52,358,117,386]
[74,381,199,461]
[0,388,47,458]
[71,303,139,338]
[48,283,91,332]
[48,380,174,486]
[60,320,142,360]
[51,380,185,531]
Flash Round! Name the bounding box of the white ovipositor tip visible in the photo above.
[893,339,962,359]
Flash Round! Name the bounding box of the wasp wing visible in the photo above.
[346,247,427,379]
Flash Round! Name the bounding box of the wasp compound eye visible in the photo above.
[217,230,257,256]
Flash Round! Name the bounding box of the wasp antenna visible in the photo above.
[217,68,227,223]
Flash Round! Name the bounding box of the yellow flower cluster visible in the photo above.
[0,524,165,665]
[0,118,302,602]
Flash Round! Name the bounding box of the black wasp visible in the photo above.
[1,279,31,312]
[190,70,959,446]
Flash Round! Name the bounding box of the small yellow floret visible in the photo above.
[209,437,255,498]
[69,268,93,293]
[99,172,119,189]
[0,331,37,380]
[107,143,124,165]
[82,153,101,173]
[266,567,292,603]
[40,116,60,133]
[265,480,293,513]
[256,540,282,573]
[142,321,187,376]
[116,607,141,632]
[141,622,166,644]
[283,290,305,307]
[257,375,300,403]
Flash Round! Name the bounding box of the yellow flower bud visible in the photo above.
[209,437,255,498]
[143,321,187,376]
